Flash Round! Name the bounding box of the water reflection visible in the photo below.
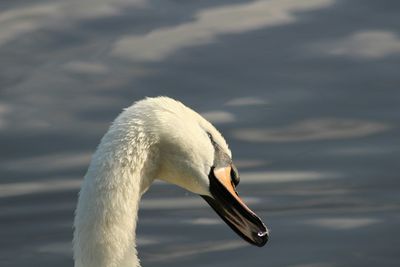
[233,118,390,142]
[288,263,334,267]
[63,61,109,75]
[225,97,267,107]
[0,178,81,198]
[0,103,9,130]
[303,217,381,230]
[0,0,146,47]
[315,30,400,59]
[233,159,267,169]
[144,240,248,263]
[1,0,400,266]
[238,171,335,184]
[112,0,334,61]
[0,152,92,173]
[200,110,236,124]
[37,241,71,256]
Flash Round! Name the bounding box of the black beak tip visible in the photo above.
[253,228,269,247]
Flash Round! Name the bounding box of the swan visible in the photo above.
[73,96,269,267]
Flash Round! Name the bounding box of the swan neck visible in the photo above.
[73,123,158,267]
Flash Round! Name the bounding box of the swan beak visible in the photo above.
[202,166,269,247]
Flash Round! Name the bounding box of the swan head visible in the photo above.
[130,97,269,247]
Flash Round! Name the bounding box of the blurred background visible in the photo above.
[0,0,399,266]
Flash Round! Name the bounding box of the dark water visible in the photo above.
[1,0,399,266]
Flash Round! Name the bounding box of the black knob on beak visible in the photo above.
[230,164,240,186]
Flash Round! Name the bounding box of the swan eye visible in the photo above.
[206,132,215,145]
[230,164,240,186]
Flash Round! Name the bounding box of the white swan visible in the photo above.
[73,97,268,267]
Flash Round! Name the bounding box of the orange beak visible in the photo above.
[202,166,269,247]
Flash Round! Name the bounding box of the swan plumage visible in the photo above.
[73,97,268,267]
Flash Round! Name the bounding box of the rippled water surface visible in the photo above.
[1,0,399,266]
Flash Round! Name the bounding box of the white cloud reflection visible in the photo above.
[1,152,92,173]
[0,0,146,47]
[225,97,267,107]
[146,240,247,263]
[63,61,109,75]
[234,159,268,169]
[0,103,11,130]
[0,4,59,46]
[112,0,334,61]
[0,169,332,197]
[201,110,235,124]
[234,118,390,142]
[329,146,396,156]
[304,217,381,230]
[288,263,335,267]
[240,171,335,184]
[187,217,221,225]
[0,178,81,198]
[317,30,400,59]
[37,242,72,256]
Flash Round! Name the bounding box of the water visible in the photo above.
[1,0,400,266]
